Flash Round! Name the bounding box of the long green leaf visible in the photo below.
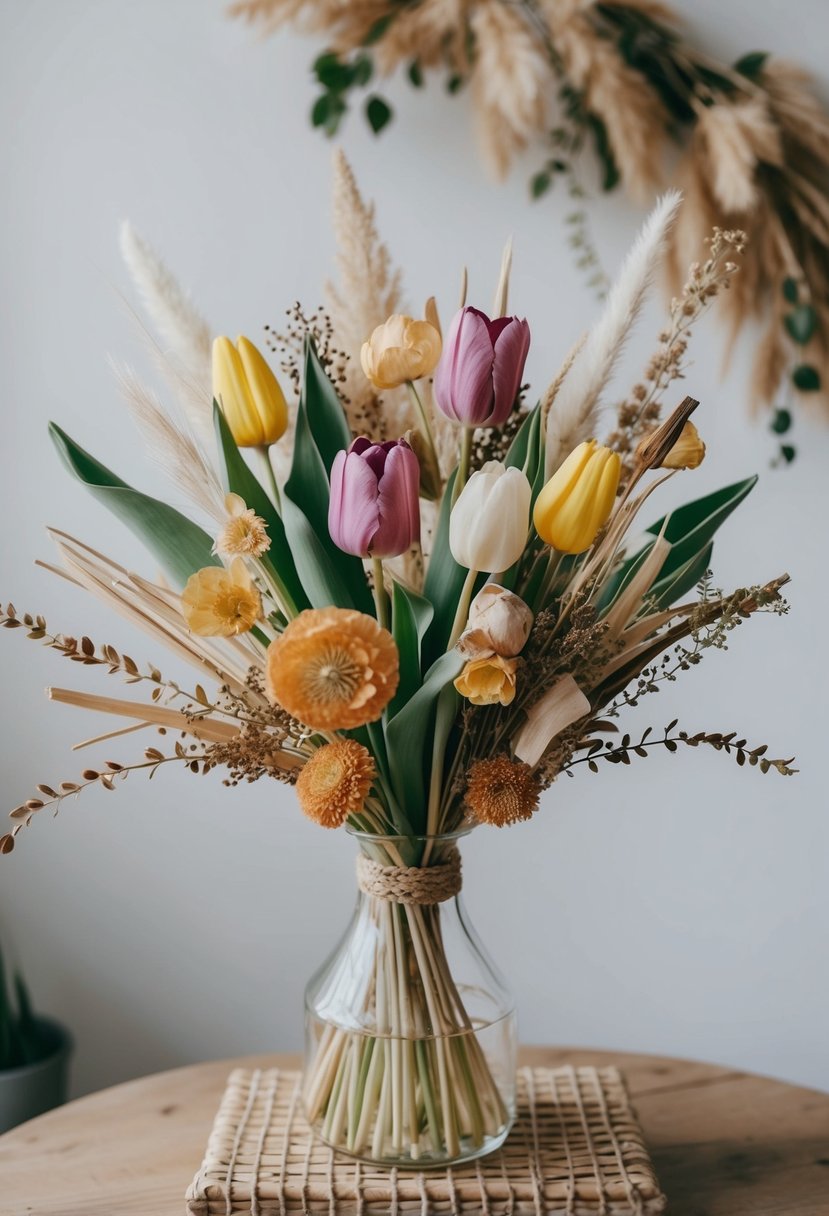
[600,476,758,612]
[649,540,714,611]
[505,403,541,476]
[213,405,308,613]
[645,476,757,585]
[50,424,220,588]
[283,386,373,614]
[301,337,353,474]
[385,649,464,822]
[389,582,434,718]
[422,470,475,665]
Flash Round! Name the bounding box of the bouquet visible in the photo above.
[2,172,793,1165]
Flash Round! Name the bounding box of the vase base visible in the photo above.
[313,1118,514,1169]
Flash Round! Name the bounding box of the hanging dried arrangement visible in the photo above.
[230,0,829,463]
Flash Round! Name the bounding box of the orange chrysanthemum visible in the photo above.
[465,755,540,828]
[296,740,376,829]
[265,607,399,731]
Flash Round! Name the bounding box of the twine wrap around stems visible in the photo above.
[356,848,462,905]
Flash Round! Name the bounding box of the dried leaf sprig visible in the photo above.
[563,721,797,778]
[2,744,210,855]
[607,229,745,475]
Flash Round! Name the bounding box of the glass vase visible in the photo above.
[303,830,517,1167]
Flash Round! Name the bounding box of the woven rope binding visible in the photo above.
[355,848,462,904]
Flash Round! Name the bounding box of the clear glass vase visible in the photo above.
[303,829,517,1167]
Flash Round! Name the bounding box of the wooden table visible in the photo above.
[1,1047,827,1215]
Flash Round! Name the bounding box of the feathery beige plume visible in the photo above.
[470,1,552,178]
[695,99,783,214]
[119,221,212,382]
[374,0,471,75]
[546,190,682,473]
[113,365,226,523]
[545,1,667,202]
[325,148,405,436]
[119,221,215,448]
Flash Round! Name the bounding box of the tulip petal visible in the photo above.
[213,337,264,447]
[490,318,531,427]
[328,450,380,558]
[434,308,496,425]
[372,443,421,558]
[481,466,531,573]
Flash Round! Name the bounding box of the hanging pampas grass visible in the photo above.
[545,190,682,473]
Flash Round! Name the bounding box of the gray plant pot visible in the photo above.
[0,1018,72,1133]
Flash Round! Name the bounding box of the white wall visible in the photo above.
[1,0,827,1099]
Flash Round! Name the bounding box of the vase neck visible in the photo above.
[355,845,462,906]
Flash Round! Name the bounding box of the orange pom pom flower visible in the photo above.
[265,607,399,731]
[465,755,540,827]
[296,740,376,829]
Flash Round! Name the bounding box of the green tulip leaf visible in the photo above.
[644,475,757,589]
[648,540,714,611]
[389,582,434,718]
[301,337,353,474]
[213,404,309,615]
[385,649,464,823]
[505,403,541,476]
[599,476,757,612]
[50,424,220,589]
[422,469,478,665]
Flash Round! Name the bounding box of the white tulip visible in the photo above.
[449,462,531,574]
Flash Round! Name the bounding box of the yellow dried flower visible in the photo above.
[465,755,540,827]
[181,558,261,637]
[214,493,271,558]
[360,314,442,389]
[643,420,706,470]
[265,607,399,731]
[296,740,376,829]
[454,655,518,706]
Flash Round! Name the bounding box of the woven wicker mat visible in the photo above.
[185,1065,665,1215]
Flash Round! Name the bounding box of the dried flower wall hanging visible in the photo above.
[231,0,829,464]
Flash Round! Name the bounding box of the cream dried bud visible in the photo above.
[457,584,533,660]
[634,395,699,471]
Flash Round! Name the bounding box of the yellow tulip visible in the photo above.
[454,655,518,707]
[533,440,621,554]
[212,335,288,448]
[360,315,442,390]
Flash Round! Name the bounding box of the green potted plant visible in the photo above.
[0,943,72,1132]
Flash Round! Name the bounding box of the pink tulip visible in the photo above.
[433,306,531,428]
[329,437,421,559]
